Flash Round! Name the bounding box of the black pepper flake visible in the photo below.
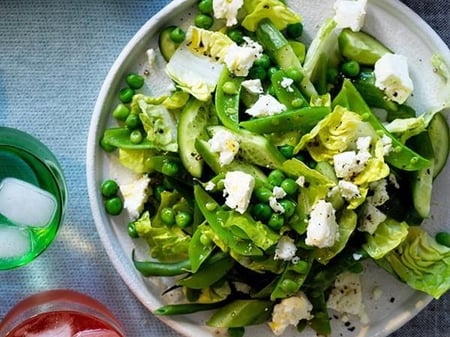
[390,297,395,303]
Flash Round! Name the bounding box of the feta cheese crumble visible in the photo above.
[338,180,361,200]
[358,202,387,234]
[374,53,414,104]
[269,292,313,336]
[224,37,263,77]
[274,236,297,261]
[333,136,372,180]
[212,0,244,27]
[305,200,339,248]
[327,271,368,324]
[334,0,367,32]
[280,77,295,92]
[269,186,287,214]
[208,128,240,166]
[119,175,151,219]
[223,171,255,214]
[241,79,264,95]
[245,94,287,117]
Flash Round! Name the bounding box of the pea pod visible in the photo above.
[270,69,308,109]
[194,185,263,257]
[333,79,432,171]
[215,67,244,130]
[145,155,193,185]
[239,106,330,134]
[270,256,312,300]
[155,302,224,316]
[189,223,215,273]
[132,250,191,277]
[206,299,274,328]
[255,20,317,98]
[306,290,331,336]
[101,127,153,150]
[177,253,235,289]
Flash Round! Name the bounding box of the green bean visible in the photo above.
[155,302,223,316]
[132,250,192,277]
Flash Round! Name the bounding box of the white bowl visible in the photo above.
[87,1,450,336]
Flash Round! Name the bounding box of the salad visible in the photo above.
[98,0,450,336]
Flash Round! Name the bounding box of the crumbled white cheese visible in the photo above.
[358,202,387,234]
[367,179,389,206]
[333,150,368,180]
[381,134,393,155]
[338,180,361,200]
[327,271,368,324]
[269,186,287,213]
[119,175,151,219]
[296,176,305,188]
[205,181,216,191]
[208,128,240,166]
[356,136,371,152]
[146,48,157,69]
[224,37,263,77]
[280,77,295,92]
[388,172,400,189]
[274,236,297,261]
[245,94,287,117]
[269,292,313,336]
[223,171,255,214]
[241,79,264,95]
[212,0,244,27]
[374,53,414,104]
[305,200,339,248]
[333,0,367,32]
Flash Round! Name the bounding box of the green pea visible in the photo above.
[198,0,213,14]
[254,54,271,69]
[249,65,267,81]
[126,73,145,89]
[195,13,213,29]
[254,186,273,203]
[286,67,303,82]
[200,233,212,246]
[162,160,179,176]
[169,27,186,43]
[228,327,245,337]
[175,211,193,228]
[99,137,116,152]
[326,67,339,84]
[119,87,134,103]
[279,199,296,217]
[278,145,295,158]
[268,213,284,230]
[267,66,279,79]
[112,103,130,121]
[129,129,143,144]
[227,28,244,44]
[104,196,123,216]
[127,221,139,238]
[101,179,119,198]
[286,22,303,38]
[280,178,298,195]
[280,279,298,293]
[252,203,272,221]
[291,98,304,108]
[125,113,141,130]
[153,185,165,202]
[268,169,286,187]
[348,262,364,274]
[436,232,450,247]
[341,60,360,77]
[291,260,309,274]
[161,207,176,225]
[222,81,238,95]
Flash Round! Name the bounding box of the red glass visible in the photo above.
[0,289,126,337]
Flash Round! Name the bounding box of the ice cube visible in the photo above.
[0,177,57,227]
[28,322,72,337]
[73,329,122,337]
[0,226,30,258]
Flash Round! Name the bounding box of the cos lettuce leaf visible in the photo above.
[381,227,450,299]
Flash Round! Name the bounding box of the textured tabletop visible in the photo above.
[0,1,449,337]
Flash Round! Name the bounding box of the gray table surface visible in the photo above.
[0,1,449,336]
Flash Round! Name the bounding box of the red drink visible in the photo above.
[0,290,126,337]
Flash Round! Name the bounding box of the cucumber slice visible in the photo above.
[178,99,212,178]
[159,26,182,62]
[428,112,450,178]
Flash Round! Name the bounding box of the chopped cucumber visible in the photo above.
[159,26,182,62]
[427,112,450,178]
[178,98,212,178]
